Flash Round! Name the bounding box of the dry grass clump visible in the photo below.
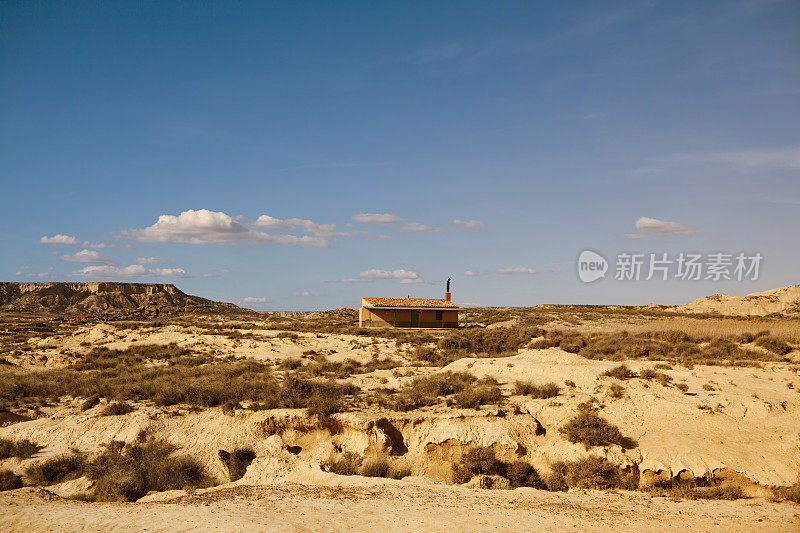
[0,470,23,491]
[451,447,544,488]
[639,368,672,386]
[608,383,626,399]
[648,478,747,500]
[514,381,560,399]
[86,439,211,501]
[25,453,86,486]
[438,327,543,356]
[601,365,636,380]
[80,394,101,411]
[0,438,40,459]
[453,378,503,408]
[321,452,362,476]
[322,452,409,479]
[547,457,636,491]
[0,356,360,413]
[452,447,508,484]
[388,371,488,411]
[100,402,135,416]
[559,410,630,449]
[775,482,800,504]
[626,317,800,345]
[754,335,792,356]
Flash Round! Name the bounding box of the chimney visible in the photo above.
[445,277,451,302]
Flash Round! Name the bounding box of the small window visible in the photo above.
[435,310,443,321]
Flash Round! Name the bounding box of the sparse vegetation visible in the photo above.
[100,402,135,416]
[25,453,86,486]
[388,371,478,411]
[559,411,629,449]
[0,438,40,460]
[514,381,560,399]
[602,365,636,380]
[452,447,507,484]
[86,439,210,501]
[546,457,634,491]
[0,470,23,491]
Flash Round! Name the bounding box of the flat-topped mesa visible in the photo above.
[0,282,243,316]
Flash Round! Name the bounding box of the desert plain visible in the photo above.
[0,282,799,532]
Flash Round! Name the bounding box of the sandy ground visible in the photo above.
[2,483,799,533]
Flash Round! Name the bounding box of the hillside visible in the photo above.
[0,282,245,317]
[673,285,800,316]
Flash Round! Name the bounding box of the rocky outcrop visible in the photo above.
[0,282,245,316]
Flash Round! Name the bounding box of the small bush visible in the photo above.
[87,440,210,502]
[777,482,800,504]
[695,484,745,500]
[276,332,299,340]
[25,453,86,486]
[548,457,622,490]
[754,336,792,356]
[0,470,23,491]
[452,447,506,484]
[515,381,560,399]
[506,461,543,488]
[602,365,636,380]
[322,452,362,476]
[0,438,40,460]
[391,372,476,411]
[100,402,135,416]
[608,383,625,399]
[559,412,627,449]
[639,368,672,386]
[80,395,101,411]
[453,381,503,409]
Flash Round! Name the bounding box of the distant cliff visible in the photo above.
[0,282,245,316]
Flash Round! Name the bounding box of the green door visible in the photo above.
[411,310,420,328]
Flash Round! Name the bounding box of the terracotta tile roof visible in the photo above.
[362,297,459,309]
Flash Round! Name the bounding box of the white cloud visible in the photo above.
[15,268,51,278]
[242,297,268,303]
[294,291,314,297]
[136,257,166,264]
[376,235,396,241]
[464,270,480,277]
[60,249,116,264]
[620,233,648,240]
[342,269,423,284]
[83,241,114,249]
[71,264,195,279]
[635,217,696,235]
[40,234,79,244]
[497,267,537,275]
[453,219,486,230]
[122,209,329,247]
[655,145,800,170]
[351,213,441,233]
[255,214,337,237]
[352,213,404,224]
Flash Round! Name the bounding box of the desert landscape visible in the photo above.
[0,282,798,531]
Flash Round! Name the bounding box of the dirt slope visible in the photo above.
[673,285,800,316]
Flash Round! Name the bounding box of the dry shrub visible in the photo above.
[100,402,135,416]
[87,440,210,502]
[452,447,507,484]
[0,470,23,491]
[454,378,503,408]
[639,368,672,386]
[776,482,800,504]
[514,381,560,399]
[438,327,543,356]
[0,438,40,460]
[506,461,544,488]
[276,332,299,340]
[608,383,625,399]
[601,365,636,380]
[754,336,792,356]
[322,452,362,476]
[696,484,745,500]
[559,412,628,449]
[25,453,86,486]
[80,394,101,411]
[391,371,476,411]
[546,457,624,491]
[359,456,409,479]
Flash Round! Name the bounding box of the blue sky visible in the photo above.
[1,1,798,310]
